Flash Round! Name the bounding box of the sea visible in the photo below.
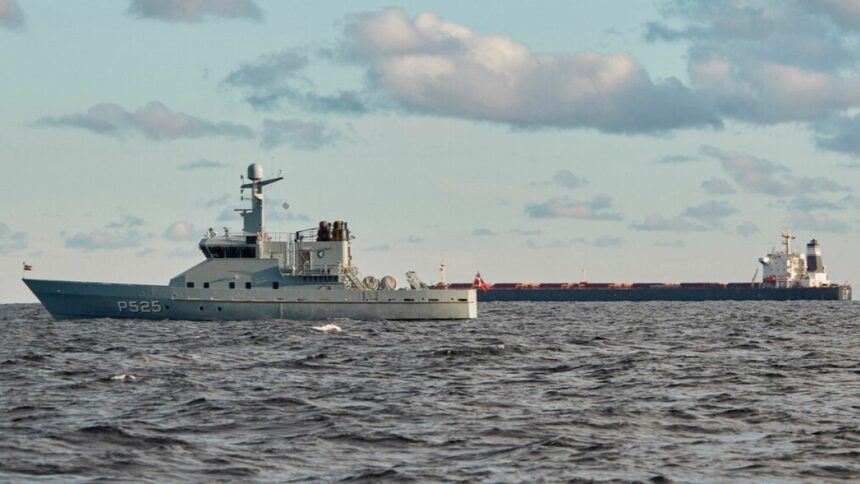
[1,301,858,482]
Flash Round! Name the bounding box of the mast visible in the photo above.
[781,229,794,254]
[239,163,283,235]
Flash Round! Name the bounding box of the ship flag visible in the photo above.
[473,272,489,292]
[23,262,32,271]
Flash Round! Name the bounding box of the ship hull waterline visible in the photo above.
[475,286,851,302]
[24,279,477,321]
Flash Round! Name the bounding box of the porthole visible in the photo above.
[199,306,204,311]
[217,306,223,311]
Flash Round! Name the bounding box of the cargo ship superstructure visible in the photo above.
[24,164,477,320]
[452,230,851,301]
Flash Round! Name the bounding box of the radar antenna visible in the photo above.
[236,163,284,235]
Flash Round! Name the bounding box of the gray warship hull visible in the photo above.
[24,279,477,321]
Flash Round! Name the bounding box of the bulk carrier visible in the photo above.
[450,231,851,301]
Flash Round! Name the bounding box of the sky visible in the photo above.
[2,0,860,303]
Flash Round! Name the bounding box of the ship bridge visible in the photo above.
[174,163,362,290]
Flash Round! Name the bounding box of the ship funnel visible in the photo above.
[806,239,823,273]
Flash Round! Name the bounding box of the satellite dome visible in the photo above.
[247,163,264,181]
[380,276,398,290]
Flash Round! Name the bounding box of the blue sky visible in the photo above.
[3,0,860,302]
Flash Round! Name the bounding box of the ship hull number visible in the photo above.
[117,300,162,313]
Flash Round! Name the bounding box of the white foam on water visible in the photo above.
[110,374,137,382]
[312,324,342,333]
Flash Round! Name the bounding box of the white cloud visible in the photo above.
[163,221,198,241]
[339,8,719,133]
[649,0,860,124]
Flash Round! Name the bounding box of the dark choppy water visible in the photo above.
[2,302,859,482]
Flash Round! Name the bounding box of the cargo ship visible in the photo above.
[448,231,851,301]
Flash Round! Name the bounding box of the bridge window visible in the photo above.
[229,282,235,289]
[272,282,280,289]
[203,282,210,289]
[186,282,194,288]
[204,245,256,259]
[245,282,252,289]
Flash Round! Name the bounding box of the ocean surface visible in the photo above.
[1,301,859,482]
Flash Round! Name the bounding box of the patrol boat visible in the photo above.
[24,164,477,321]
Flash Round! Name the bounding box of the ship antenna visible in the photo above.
[781,228,795,254]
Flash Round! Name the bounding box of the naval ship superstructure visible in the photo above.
[25,164,477,320]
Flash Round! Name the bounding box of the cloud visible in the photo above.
[736,221,760,237]
[631,214,702,232]
[65,231,144,251]
[223,48,308,89]
[783,194,860,211]
[785,195,842,211]
[813,114,860,156]
[806,0,860,31]
[701,177,736,195]
[701,145,850,196]
[36,102,254,141]
[647,0,860,124]
[164,221,199,241]
[0,0,24,29]
[260,119,341,150]
[524,194,623,220]
[681,200,738,226]
[0,223,27,254]
[471,227,497,236]
[789,212,850,232]
[551,169,589,189]
[633,200,737,232]
[337,8,719,133]
[654,154,699,164]
[223,48,368,113]
[179,159,230,170]
[128,0,262,22]
[594,235,623,248]
[105,215,145,229]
